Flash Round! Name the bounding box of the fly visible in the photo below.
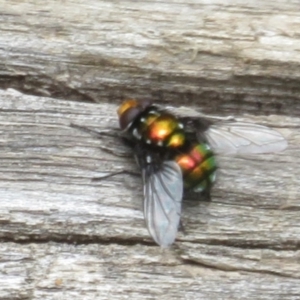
[73,99,288,247]
[115,99,287,247]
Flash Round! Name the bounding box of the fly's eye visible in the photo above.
[119,106,141,131]
[117,98,153,131]
[117,99,138,117]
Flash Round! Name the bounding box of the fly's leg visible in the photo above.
[183,187,212,202]
[70,123,140,180]
[92,169,140,181]
[70,122,119,139]
[178,220,186,234]
[93,143,142,181]
[201,189,212,202]
[70,122,134,157]
[70,123,140,182]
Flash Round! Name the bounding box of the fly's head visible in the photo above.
[117,99,152,132]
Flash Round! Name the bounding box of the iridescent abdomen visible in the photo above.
[129,108,217,192]
[176,143,217,192]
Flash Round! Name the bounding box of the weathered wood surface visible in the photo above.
[1,0,300,116]
[0,88,299,299]
[1,0,300,298]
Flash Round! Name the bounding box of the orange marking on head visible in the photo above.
[117,99,138,117]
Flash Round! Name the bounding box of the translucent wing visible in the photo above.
[143,161,183,247]
[204,122,287,155]
[161,105,287,155]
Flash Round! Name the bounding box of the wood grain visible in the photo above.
[1,0,300,115]
[0,88,299,299]
[1,0,300,298]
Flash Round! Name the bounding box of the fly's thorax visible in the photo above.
[130,109,186,148]
[176,143,217,192]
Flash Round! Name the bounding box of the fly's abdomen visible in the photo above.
[176,143,217,192]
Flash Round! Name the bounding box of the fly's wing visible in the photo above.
[143,161,183,247]
[204,122,288,155]
[160,105,287,155]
